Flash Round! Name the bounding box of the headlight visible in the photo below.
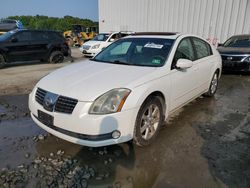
[92,44,100,49]
[243,56,250,63]
[89,88,131,114]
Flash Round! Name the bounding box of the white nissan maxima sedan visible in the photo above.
[29,32,222,147]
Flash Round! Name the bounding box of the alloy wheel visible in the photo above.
[140,104,160,140]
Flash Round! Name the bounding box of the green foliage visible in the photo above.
[7,15,98,32]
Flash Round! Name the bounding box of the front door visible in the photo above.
[6,31,32,62]
[169,37,200,111]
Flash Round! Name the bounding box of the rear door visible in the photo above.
[169,37,200,111]
[28,31,49,60]
[191,37,214,93]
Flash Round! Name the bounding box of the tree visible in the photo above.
[6,15,98,32]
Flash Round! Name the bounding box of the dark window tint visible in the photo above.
[223,36,250,47]
[47,31,63,41]
[172,38,194,69]
[31,31,46,41]
[192,38,212,60]
[15,31,32,42]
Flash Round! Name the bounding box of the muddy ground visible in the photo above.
[0,49,249,188]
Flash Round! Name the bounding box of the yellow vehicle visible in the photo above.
[63,25,98,46]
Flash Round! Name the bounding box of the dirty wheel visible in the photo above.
[134,97,164,146]
[204,71,219,97]
[48,51,64,64]
[0,54,6,69]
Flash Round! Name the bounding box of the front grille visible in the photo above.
[221,55,244,62]
[82,45,91,50]
[35,88,78,114]
[35,88,46,105]
[55,96,78,114]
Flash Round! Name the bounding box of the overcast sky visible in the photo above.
[0,0,98,21]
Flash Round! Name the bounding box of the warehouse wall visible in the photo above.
[99,0,250,42]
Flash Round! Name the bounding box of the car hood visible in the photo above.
[217,46,250,55]
[37,60,157,101]
[82,40,103,47]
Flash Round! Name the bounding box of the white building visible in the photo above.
[99,0,250,43]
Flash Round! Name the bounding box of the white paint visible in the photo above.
[29,33,222,146]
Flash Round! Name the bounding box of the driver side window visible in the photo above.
[171,38,194,69]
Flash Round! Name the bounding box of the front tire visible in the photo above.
[204,71,219,97]
[0,54,6,69]
[133,97,164,146]
[48,51,64,64]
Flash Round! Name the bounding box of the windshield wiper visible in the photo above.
[90,59,132,65]
[112,60,132,65]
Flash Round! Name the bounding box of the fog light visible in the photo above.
[112,130,121,139]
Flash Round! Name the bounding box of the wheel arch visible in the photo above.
[136,90,168,120]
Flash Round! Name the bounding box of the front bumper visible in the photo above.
[222,61,250,72]
[29,91,138,147]
[82,49,101,58]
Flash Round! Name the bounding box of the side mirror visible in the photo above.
[11,37,18,43]
[176,59,193,70]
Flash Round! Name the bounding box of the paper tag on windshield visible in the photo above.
[144,43,163,49]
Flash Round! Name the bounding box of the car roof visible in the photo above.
[125,32,181,39]
[15,29,61,33]
[108,31,135,35]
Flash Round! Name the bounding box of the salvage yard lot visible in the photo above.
[0,48,249,187]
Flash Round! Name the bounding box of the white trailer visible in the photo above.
[99,0,250,43]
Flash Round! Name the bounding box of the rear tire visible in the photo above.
[48,51,64,64]
[133,97,164,146]
[203,71,219,97]
[0,54,6,69]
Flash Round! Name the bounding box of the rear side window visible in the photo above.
[192,38,212,60]
[31,31,48,41]
[47,32,64,41]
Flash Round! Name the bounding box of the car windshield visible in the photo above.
[92,38,174,67]
[223,36,250,48]
[0,30,16,41]
[92,33,110,41]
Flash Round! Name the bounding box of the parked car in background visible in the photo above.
[79,31,133,57]
[29,32,222,147]
[0,29,71,69]
[0,19,24,35]
[217,34,250,72]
